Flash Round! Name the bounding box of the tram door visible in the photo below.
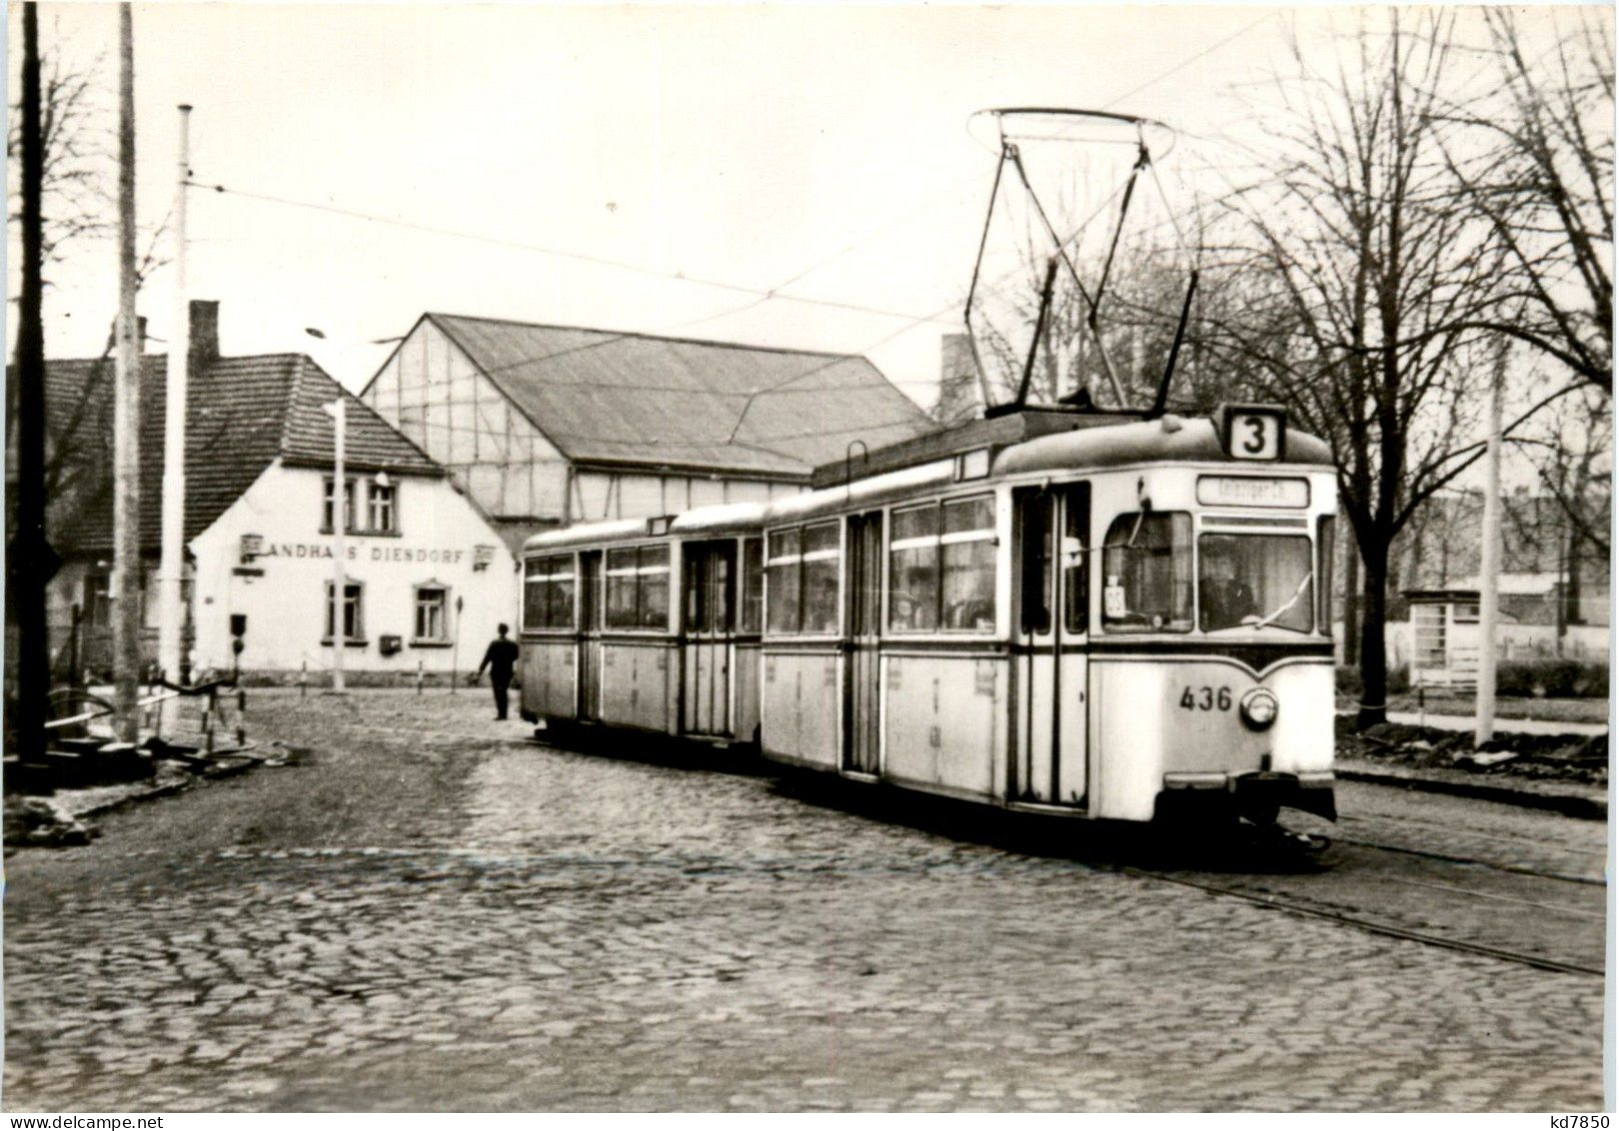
[683,540,735,736]
[844,511,884,774]
[578,550,604,721]
[1011,485,1090,806]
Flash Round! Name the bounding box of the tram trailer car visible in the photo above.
[756,404,1338,827]
[519,503,766,750]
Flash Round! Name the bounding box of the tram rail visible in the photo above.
[1120,863,1605,979]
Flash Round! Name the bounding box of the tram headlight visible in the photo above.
[1239,687,1279,731]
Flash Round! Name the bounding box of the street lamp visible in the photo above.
[322,398,346,692]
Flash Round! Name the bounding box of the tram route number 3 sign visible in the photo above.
[1220,406,1285,461]
[1180,686,1232,712]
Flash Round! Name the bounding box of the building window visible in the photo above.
[368,482,397,533]
[414,585,448,641]
[766,521,840,635]
[1414,603,1447,667]
[325,476,399,534]
[324,581,365,642]
[323,476,357,532]
[889,495,996,633]
[604,545,671,630]
[523,554,576,631]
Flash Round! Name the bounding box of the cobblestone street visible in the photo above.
[3,691,1605,1111]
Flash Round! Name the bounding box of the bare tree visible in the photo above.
[1192,11,1593,727]
[5,19,170,557]
[1436,9,1613,392]
[1505,385,1612,631]
[6,40,109,268]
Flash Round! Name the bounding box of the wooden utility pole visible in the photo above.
[112,5,141,742]
[11,2,49,758]
[158,105,192,728]
[1474,342,1507,747]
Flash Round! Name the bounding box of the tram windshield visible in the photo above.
[1101,512,1193,632]
[1198,533,1314,633]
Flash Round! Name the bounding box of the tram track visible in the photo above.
[1119,863,1605,978]
[1328,832,1606,888]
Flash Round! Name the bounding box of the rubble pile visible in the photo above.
[4,796,99,848]
[1337,717,1608,786]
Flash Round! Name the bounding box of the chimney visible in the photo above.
[188,299,220,372]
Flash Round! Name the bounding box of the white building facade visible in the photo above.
[39,301,516,684]
[190,460,514,679]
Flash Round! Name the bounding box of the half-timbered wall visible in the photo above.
[365,320,807,525]
[365,320,571,521]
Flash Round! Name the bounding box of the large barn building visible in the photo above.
[360,314,936,547]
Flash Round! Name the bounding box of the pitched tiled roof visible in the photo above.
[41,352,441,556]
[421,314,935,477]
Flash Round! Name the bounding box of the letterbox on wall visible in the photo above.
[379,635,403,656]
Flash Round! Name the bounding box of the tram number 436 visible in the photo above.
[1179,686,1232,711]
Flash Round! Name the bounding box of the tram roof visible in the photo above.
[524,517,653,552]
[765,413,1333,526]
[669,501,768,536]
[992,415,1333,476]
[522,501,769,553]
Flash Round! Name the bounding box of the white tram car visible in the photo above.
[519,404,1338,827]
[520,503,766,747]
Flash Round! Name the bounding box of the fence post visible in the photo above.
[416,658,424,696]
[67,603,82,692]
[202,685,216,755]
[299,659,308,698]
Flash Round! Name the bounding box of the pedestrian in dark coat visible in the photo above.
[475,623,520,720]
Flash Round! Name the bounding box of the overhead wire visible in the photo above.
[214,13,1286,453]
[190,181,961,329]
[1100,10,1280,111]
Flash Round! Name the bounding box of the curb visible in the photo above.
[1337,765,1607,821]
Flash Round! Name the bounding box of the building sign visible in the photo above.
[258,542,474,565]
[1196,476,1310,509]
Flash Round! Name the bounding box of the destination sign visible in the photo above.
[1196,476,1310,509]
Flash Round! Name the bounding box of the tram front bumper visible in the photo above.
[1160,770,1337,822]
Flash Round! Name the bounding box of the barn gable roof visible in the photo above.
[418,313,935,478]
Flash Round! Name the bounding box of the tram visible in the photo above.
[519,403,1339,827]
[519,503,765,749]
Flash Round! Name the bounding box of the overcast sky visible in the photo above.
[8,2,1604,419]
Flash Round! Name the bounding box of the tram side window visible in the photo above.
[801,522,841,634]
[888,495,996,632]
[889,504,940,632]
[605,546,671,630]
[766,529,802,633]
[639,546,671,629]
[941,496,996,631]
[1101,512,1192,633]
[741,538,764,634]
[1062,492,1089,634]
[522,554,575,631]
[765,524,841,634]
